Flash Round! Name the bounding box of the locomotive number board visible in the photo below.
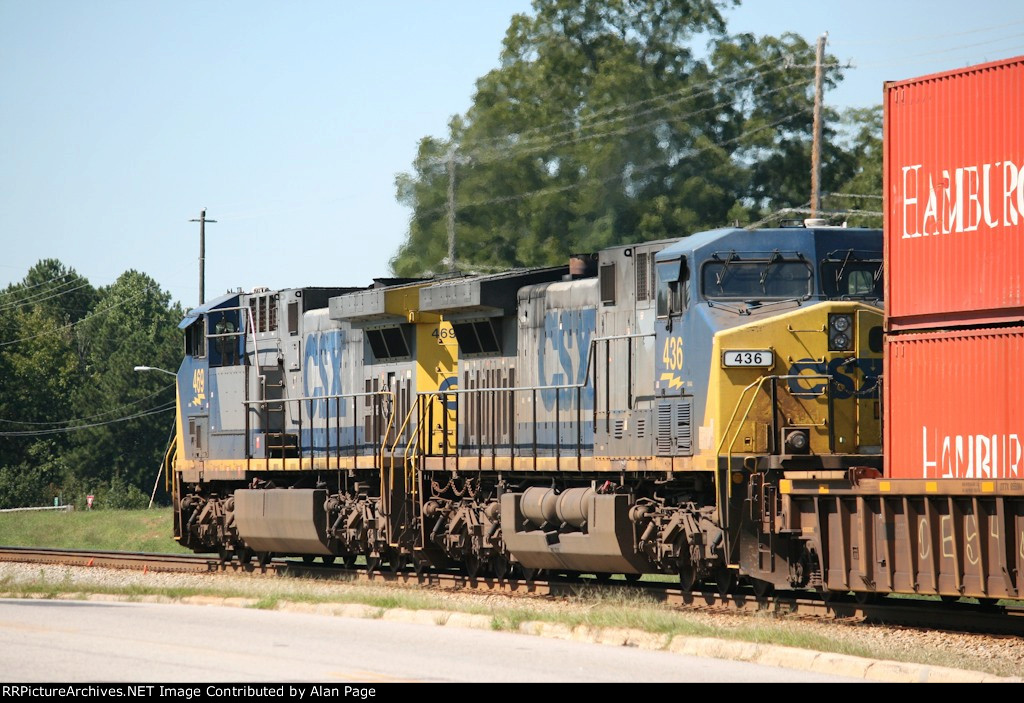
[722,350,774,367]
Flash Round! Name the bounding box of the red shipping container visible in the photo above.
[885,56,1024,330]
[885,326,1024,479]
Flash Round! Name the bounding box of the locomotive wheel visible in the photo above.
[343,555,358,569]
[678,560,697,592]
[237,548,255,571]
[302,555,316,565]
[490,555,510,580]
[593,572,612,583]
[322,555,336,566]
[623,572,642,583]
[750,578,774,598]
[714,566,736,598]
[386,552,405,574]
[465,553,482,579]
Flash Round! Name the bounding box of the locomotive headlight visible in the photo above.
[784,428,810,454]
[828,314,854,351]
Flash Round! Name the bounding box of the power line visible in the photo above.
[0,271,83,299]
[418,109,810,219]
[826,192,882,199]
[0,284,158,349]
[465,77,816,167]
[0,279,94,313]
[0,403,175,437]
[852,32,1024,69]
[829,18,1024,47]
[0,382,176,427]
[457,56,824,157]
[744,202,812,230]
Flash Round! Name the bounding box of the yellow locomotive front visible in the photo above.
[706,300,883,473]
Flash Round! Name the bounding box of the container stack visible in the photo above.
[883,56,1024,479]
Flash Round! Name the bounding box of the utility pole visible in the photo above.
[810,32,828,218]
[445,146,458,273]
[190,208,217,305]
[441,145,473,273]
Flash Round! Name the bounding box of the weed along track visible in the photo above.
[3,546,1022,639]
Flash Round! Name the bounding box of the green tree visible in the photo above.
[0,262,183,508]
[0,261,93,507]
[67,270,183,494]
[823,105,883,227]
[391,0,862,275]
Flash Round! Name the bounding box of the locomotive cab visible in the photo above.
[652,225,883,475]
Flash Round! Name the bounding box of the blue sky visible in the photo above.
[2,0,1022,310]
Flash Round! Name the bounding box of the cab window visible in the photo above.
[701,252,812,301]
[656,258,689,317]
[820,255,883,300]
[185,317,206,358]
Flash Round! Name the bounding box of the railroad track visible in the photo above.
[2,546,1022,636]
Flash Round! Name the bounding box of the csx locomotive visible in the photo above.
[171,222,885,593]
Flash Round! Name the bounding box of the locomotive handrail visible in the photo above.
[716,372,830,544]
[202,303,263,376]
[718,373,833,451]
[418,332,654,469]
[388,400,421,482]
[239,390,396,470]
[719,373,834,470]
[422,332,656,397]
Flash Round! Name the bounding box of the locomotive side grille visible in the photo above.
[656,399,692,455]
[636,252,649,301]
[656,402,673,455]
[613,419,625,439]
[676,400,692,453]
[636,418,646,438]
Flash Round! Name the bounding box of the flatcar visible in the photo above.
[170,221,887,594]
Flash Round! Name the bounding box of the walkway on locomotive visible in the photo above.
[652,226,884,475]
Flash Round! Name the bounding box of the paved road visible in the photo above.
[0,599,861,682]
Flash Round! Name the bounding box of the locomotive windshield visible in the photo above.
[700,252,812,301]
[820,250,883,300]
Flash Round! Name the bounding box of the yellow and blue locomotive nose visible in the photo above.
[704,300,883,469]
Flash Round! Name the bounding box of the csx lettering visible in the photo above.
[303,330,346,419]
[786,358,881,399]
[538,309,595,411]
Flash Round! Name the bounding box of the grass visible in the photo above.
[3,568,1011,677]
[0,507,191,554]
[0,509,1018,678]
